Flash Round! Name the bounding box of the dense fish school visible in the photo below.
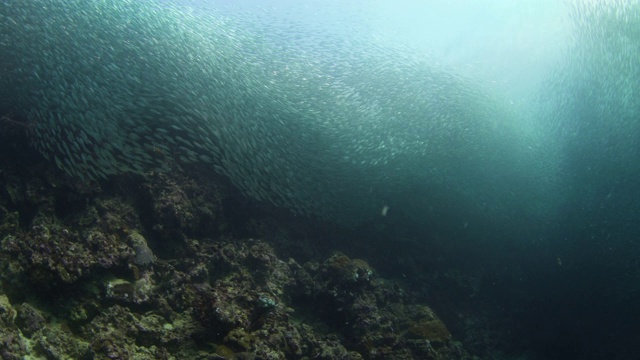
[538,0,640,238]
[5,0,634,227]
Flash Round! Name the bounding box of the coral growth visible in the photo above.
[0,137,474,359]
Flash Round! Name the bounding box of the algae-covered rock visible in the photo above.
[407,305,452,343]
[15,303,46,337]
[0,298,24,360]
[129,231,154,267]
[0,127,471,359]
[33,326,92,360]
[0,327,26,360]
[0,294,17,325]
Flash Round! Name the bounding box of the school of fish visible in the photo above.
[0,0,638,227]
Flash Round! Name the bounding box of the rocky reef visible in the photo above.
[0,129,475,359]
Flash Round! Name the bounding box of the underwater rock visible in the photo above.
[0,294,17,325]
[0,171,147,293]
[33,326,93,360]
[0,206,19,238]
[406,306,452,343]
[296,252,469,359]
[0,136,474,359]
[323,252,375,286]
[129,231,154,267]
[1,223,134,288]
[15,303,46,338]
[142,167,226,241]
[0,296,25,360]
[0,327,26,360]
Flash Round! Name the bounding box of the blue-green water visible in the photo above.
[1,0,639,359]
[0,0,562,227]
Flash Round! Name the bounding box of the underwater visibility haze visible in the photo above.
[1,0,640,359]
[0,0,563,227]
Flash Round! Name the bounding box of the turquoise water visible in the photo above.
[0,0,564,227]
[1,0,640,358]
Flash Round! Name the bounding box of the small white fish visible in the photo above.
[381,205,389,216]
